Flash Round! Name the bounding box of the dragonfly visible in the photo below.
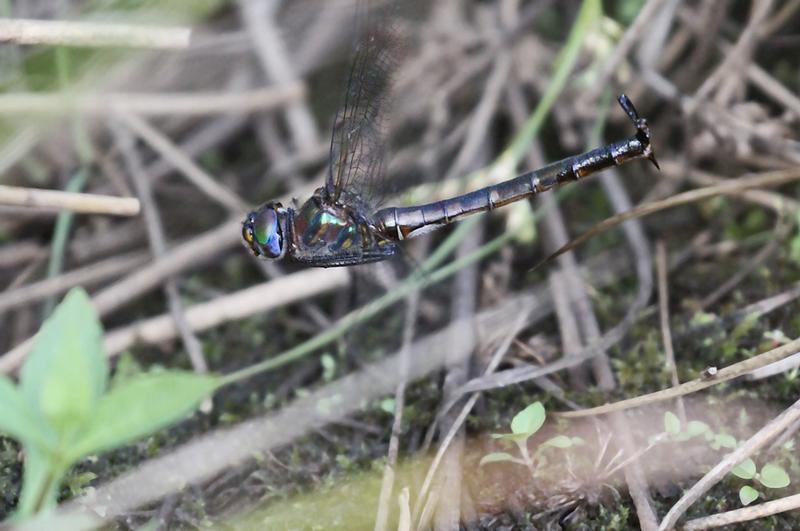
[242,18,658,268]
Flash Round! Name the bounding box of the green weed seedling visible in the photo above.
[658,411,792,507]
[0,288,219,520]
[789,210,800,265]
[480,401,583,475]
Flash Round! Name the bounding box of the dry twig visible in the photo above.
[558,337,800,418]
[0,85,303,117]
[683,493,800,530]
[0,18,191,49]
[0,185,140,216]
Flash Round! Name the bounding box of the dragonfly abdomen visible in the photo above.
[372,95,657,243]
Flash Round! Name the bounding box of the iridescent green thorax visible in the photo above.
[284,188,396,267]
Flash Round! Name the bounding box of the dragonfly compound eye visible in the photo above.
[253,206,283,258]
[251,206,284,259]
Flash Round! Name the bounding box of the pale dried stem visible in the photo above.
[115,111,250,213]
[559,337,800,418]
[581,0,672,105]
[0,184,140,216]
[0,18,191,49]
[0,251,147,313]
[0,84,303,116]
[102,268,350,358]
[114,122,209,375]
[656,241,685,422]
[690,0,774,109]
[659,161,800,213]
[683,493,800,530]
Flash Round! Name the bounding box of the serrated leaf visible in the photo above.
[758,463,790,489]
[511,402,545,436]
[664,411,680,434]
[739,485,759,506]
[731,458,756,480]
[479,452,515,466]
[68,371,218,460]
[687,421,711,437]
[714,433,737,449]
[543,435,573,448]
[20,288,107,433]
[0,376,54,450]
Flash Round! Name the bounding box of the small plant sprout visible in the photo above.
[656,412,792,507]
[647,412,712,445]
[789,210,800,265]
[739,485,759,506]
[734,462,791,506]
[481,401,583,472]
[0,288,220,519]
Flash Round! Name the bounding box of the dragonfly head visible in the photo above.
[242,203,288,260]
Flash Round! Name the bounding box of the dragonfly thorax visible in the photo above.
[284,188,395,267]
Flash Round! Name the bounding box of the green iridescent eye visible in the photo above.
[253,207,283,258]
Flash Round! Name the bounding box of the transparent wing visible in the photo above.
[326,1,399,210]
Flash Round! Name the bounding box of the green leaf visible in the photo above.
[321,353,336,381]
[739,485,759,506]
[664,412,680,434]
[16,444,65,518]
[686,421,711,437]
[379,398,395,414]
[492,432,533,443]
[731,458,756,480]
[0,377,54,450]
[690,311,717,326]
[714,433,737,449]
[479,452,515,466]
[543,435,573,448]
[511,402,546,436]
[732,312,760,340]
[758,463,790,489]
[570,437,585,446]
[68,371,218,460]
[20,288,107,433]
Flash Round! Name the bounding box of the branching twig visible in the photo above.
[115,112,250,213]
[114,122,209,376]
